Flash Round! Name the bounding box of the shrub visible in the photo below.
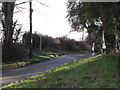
[2,43,29,63]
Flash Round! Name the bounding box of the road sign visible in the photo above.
[94,21,103,26]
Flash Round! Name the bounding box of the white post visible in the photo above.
[92,43,95,55]
[102,30,106,53]
[115,34,119,53]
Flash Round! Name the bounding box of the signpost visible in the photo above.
[94,20,106,54]
[94,21,103,26]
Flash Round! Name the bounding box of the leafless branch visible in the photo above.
[16,6,27,9]
[35,0,48,7]
[15,1,28,6]
[14,5,22,12]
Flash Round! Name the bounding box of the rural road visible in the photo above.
[1,53,92,87]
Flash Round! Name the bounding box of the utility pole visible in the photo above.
[40,35,42,52]
[29,0,33,58]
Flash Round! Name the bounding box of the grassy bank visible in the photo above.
[2,56,48,70]
[2,54,118,88]
[36,52,62,58]
[2,52,61,70]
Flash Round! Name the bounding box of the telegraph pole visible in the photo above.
[40,35,42,52]
[29,0,33,58]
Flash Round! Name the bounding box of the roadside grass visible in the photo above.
[2,54,118,88]
[60,50,89,55]
[37,50,89,57]
[2,56,48,70]
[38,52,61,58]
[2,52,62,70]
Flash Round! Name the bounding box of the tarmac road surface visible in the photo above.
[1,53,92,87]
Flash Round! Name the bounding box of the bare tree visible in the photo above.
[2,2,15,45]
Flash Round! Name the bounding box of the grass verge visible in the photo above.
[2,54,118,88]
[2,56,48,70]
[37,52,61,58]
[2,52,62,70]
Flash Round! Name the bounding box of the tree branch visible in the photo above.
[15,1,28,6]
[35,0,48,7]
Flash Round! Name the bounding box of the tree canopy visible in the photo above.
[67,2,120,50]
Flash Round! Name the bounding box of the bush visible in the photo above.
[23,32,90,53]
[2,43,29,63]
[41,35,54,50]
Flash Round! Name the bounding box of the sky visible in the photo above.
[14,0,88,41]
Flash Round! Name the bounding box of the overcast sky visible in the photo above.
[14,0,87,41]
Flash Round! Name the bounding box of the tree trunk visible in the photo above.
[2,2,15,61]
[2,2,15,46]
